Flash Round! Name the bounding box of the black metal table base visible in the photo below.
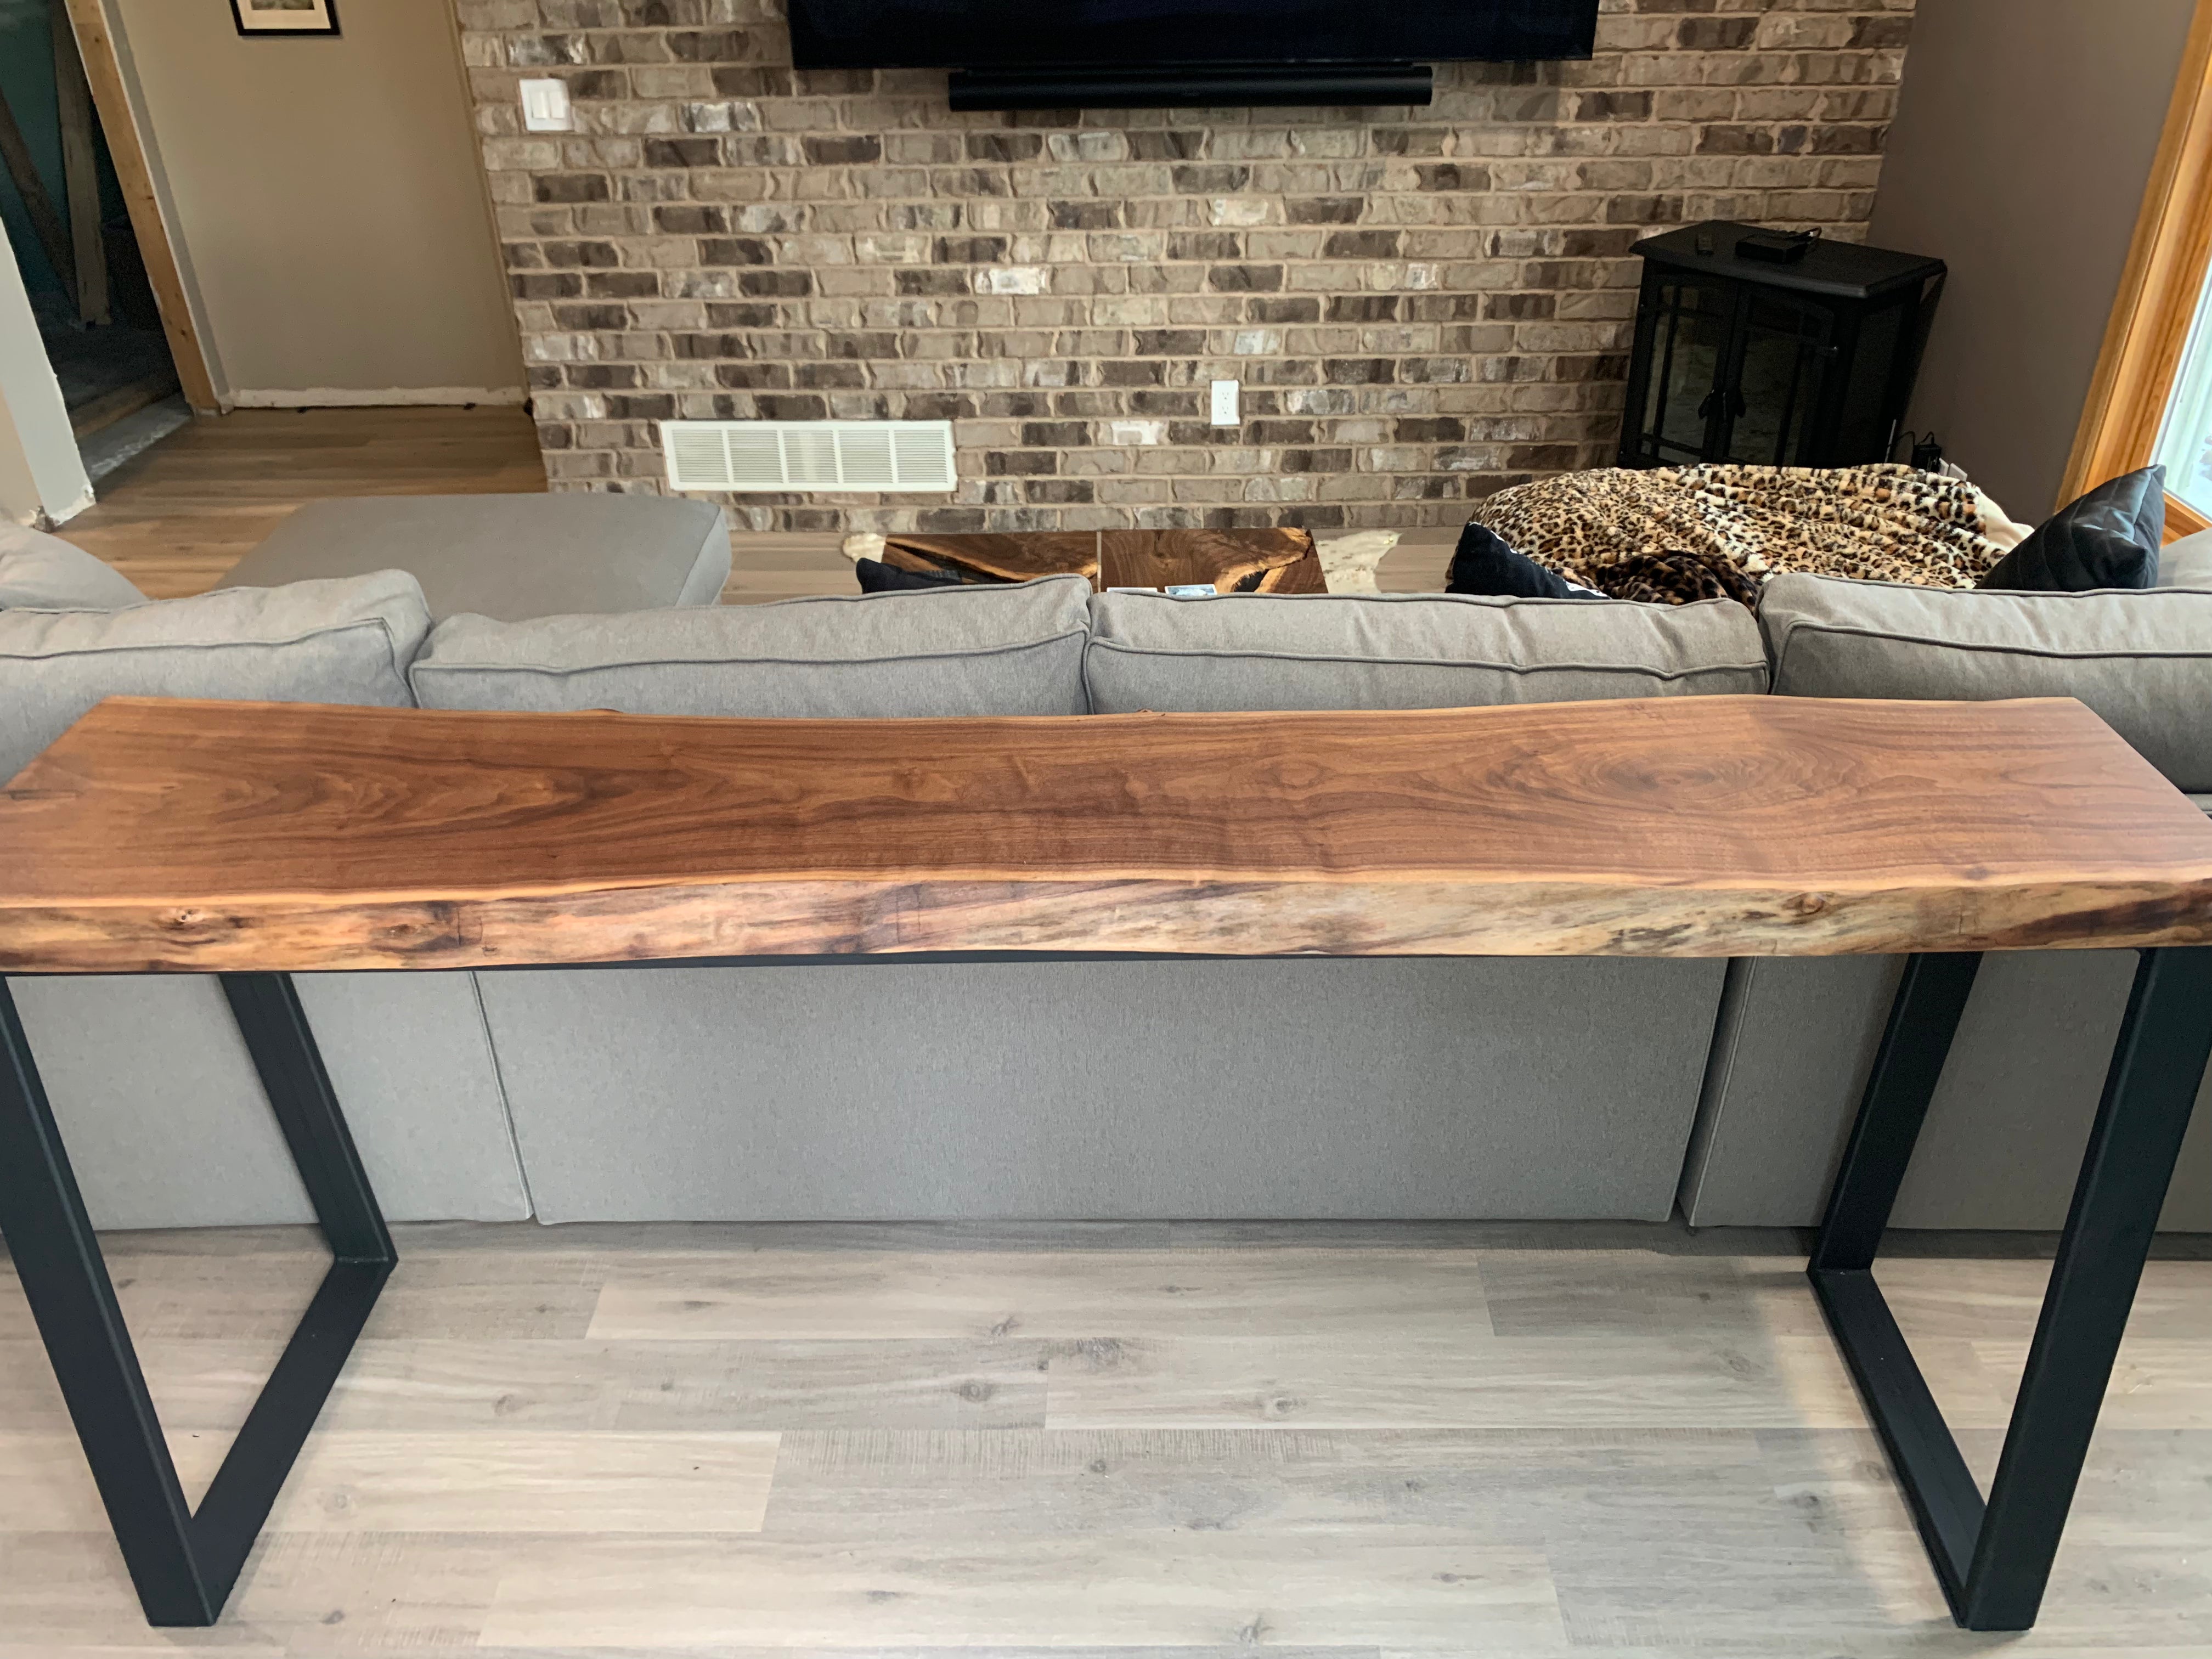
[1,950,2205,1628]
[0,973,393,1627]
[1810,946,2212,1630]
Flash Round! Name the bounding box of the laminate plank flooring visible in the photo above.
[60,404,1459,605]
[586,1247,1498,1341]
[1,1221,2208,1655]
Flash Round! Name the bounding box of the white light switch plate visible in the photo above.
[1210,379,1239,426]
[520,77,573,132]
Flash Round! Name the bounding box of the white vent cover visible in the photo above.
[660,420,957,493]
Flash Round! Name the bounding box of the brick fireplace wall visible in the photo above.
[454,0,1915,533]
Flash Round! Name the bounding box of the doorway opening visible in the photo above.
[1,0,187,485]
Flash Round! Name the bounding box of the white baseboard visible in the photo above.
[227,386,528,408]
[23,489,96,528]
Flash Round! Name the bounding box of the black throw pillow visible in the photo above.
[1446,522,1596,600]
[1980,466,2164,592]
[855,557,964,593]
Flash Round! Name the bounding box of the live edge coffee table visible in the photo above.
[3,693,2211,1632]
[873,525,1327,592]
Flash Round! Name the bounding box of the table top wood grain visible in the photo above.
[879,528,1325,594]
[3,695,2210,973]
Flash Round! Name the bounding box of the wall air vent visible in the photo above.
[659,420,957,492]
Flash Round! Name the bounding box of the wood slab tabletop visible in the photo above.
[1099,527,1323,594]
[878,527,1324,594]
[3,695,2211,973]
[878,532,1099,584]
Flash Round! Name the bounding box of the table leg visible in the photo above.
[0,972,394,1627]
[1810,946,2212,1630]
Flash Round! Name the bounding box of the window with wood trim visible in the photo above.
[2064,0,2212,536]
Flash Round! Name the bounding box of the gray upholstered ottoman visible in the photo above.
[218,494,731,620]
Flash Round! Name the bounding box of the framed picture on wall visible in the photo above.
[229,0,340,35]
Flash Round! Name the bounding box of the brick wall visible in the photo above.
[455,0,1915,533]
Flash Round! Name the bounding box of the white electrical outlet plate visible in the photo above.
[520,78,574,133]
[1210,379,1239,426]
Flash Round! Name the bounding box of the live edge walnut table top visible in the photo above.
[877,527,1327,594]
[3,694,2211,975]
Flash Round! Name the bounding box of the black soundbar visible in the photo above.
[947,62,1433,111]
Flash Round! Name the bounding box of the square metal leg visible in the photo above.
[0,972,393,1627]
[1810,946,2212,1630]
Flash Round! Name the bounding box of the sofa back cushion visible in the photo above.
[2160,526,2212,589]
[410,575,1091,717]
[0,571,431,783]
[1761,572,2212,789]
[1084,591,1769,714]
[0,524,147,611]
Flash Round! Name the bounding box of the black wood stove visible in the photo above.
[1617,220,1946,470]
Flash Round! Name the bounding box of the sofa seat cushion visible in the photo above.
[1084,590,1769,714]
[410,575,1092,717]
[217,495,731,620]
[1761,572,2212,790]
[0,571,430,782]
[0,524,146,612]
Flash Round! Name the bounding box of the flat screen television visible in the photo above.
[787,0,1599,71]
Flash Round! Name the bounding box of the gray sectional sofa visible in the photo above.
[4,503,2210,1234]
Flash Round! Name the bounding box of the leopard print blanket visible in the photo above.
[1464,463,2007,605]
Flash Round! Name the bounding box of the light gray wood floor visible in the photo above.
[2,1220,2208,1656]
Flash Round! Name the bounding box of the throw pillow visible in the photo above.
[1980,466,2164,592]
[0,523,147,611]
[854,556,964,593]
[1446,522,1594,600]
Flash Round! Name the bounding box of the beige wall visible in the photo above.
[1870,0,2197,517]
[113,0,521,402]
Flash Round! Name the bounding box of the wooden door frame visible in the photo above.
[56,0,221,413]
[2062,0,2212,533]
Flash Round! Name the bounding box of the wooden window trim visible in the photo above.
[2062,0,2212,534]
